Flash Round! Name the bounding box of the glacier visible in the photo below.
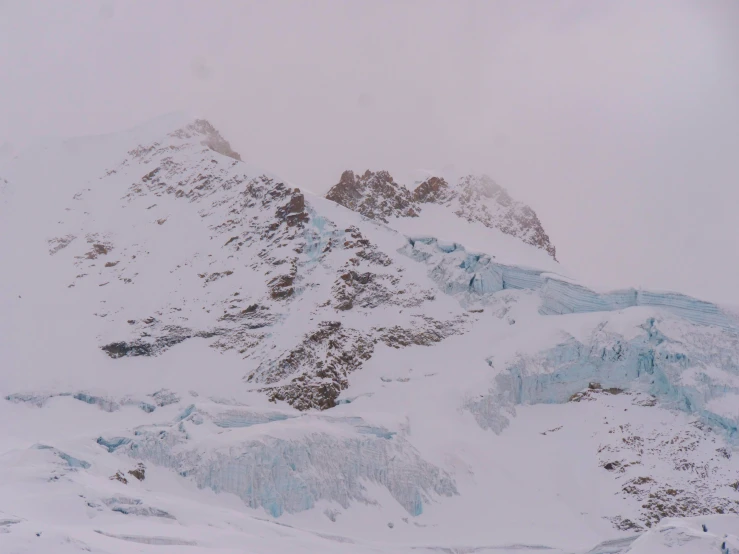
[212,410,292,428]
[401,236,738,329]
[3,114,739,552]
[6,390,167,414]
[102,497,175,519]
[97,409,456,518]
[302,208,341,263]
[467,317,739,440]
[32,444,91,470]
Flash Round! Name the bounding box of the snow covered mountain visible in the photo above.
[0,114,737,553]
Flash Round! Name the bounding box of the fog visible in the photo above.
[1,0,737,303]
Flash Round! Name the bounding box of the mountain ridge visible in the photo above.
[326,169,557,259]
[0,116,737,553]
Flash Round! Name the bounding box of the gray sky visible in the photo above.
[1,0,738,303]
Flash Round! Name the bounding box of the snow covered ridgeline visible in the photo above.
[401,236,739,329]
[97,401,456,518]
[325,169,557,259]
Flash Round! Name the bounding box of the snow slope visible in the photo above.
[1,116,738,553]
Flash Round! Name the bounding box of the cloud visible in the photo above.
[190,57,213,81]
[98,0,115,20]
[0,0,737,303]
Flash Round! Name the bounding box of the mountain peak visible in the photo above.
[412,176,452,204]
[325,169,418,222]
[453,174,556,260]
[167,119,242,161]
[326,169,557,260]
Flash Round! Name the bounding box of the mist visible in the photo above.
[1,0,737,303]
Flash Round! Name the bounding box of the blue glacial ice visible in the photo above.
[467,318,739,440]
[92,530,197,546]
[149,389,180,407]
[401,238,504,299]
[73,393,121,412]
[400,237,738,329]
[176,404,197,421]
[98,411,455,517]
[302,207,344,262]
[172,404,291,428]
[5,392,76,407]
[317,416,397,439]
[212,410,291,428]
[538,280,637,314]
[103,497,175,519]
[5,391,162,413]
[5,391,165,414]
[540,280,737,329]
[97,436,133,453]
[400,237,549,296]
[33,444,91,469]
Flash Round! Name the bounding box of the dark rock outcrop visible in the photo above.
[325,170,418,223]
[413,176,452,204]
[326,170,556,260]
[253,322,375,410]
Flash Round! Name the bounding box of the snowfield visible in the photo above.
[1,114,737,553]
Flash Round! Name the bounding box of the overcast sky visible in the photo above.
[1,0,737,303]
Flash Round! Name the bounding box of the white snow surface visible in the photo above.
[1,116,738,553]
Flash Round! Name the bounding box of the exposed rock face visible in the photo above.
[249,314,467,411]
[253,321,375,410]
[274,189,309,227]
[326,170,557,259]
[412,176,453,204]
[325,170,418,222]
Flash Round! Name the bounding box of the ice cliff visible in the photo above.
[467,318,739,441]
[401,236,738,329]
[98,406,456,517]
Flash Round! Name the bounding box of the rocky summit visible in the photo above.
[327,170,556,259]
